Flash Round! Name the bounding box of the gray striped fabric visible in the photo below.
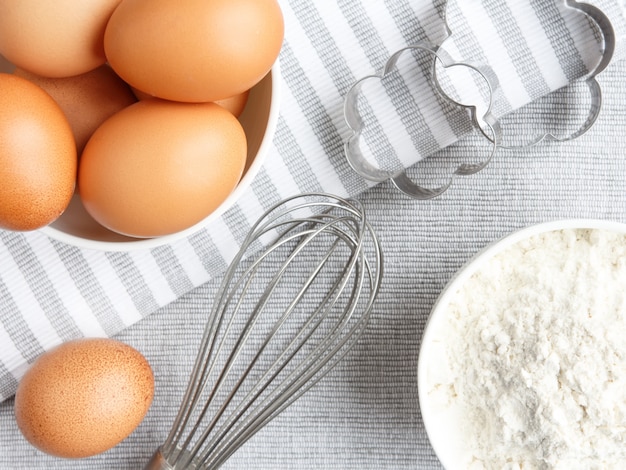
[0,0,624,403]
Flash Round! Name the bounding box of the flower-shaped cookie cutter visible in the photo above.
[343,43,502,199]
[343,0,615,198]
[522,0,615,145]
[439,0,615,148]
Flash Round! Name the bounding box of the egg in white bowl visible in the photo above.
[43,64,280,251]
[0,54,280,251]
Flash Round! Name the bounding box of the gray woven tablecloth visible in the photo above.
[1,0,626,468]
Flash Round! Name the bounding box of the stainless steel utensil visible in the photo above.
[343,0,615,199]
[145,193,383,469]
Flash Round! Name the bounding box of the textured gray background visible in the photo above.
[0,56,624,469]
[1,0,625,466]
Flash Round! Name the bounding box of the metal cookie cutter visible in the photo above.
[441,0,615,148]
[343,0,615,198]
[525,0,615,145]
[343,44,502,200]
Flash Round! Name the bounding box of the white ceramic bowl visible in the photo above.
[0,55,280,251]
[417,218,626,469]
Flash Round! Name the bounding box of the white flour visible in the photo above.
[428,228,626,469]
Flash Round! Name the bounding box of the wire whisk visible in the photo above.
[145,193,383,469]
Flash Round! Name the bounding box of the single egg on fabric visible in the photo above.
[0,73,76,231]
[78,99,247,238]
[14,338,154,459]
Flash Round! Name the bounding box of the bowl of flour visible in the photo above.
[417,219,626,469]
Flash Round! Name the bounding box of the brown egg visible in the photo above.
[215,90,250,118]
[129,86,154,101]
[14,338,154,459]
[0,73,76,231]
[0,0,123,78]
[78,99,247,238]
[132,86,250,118]
[14,65,137,156]
[104,0,284,102]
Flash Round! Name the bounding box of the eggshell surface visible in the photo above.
[215,90,251,118]
[133,86,250,118]
[0,73,76,231]
[78,99,247,238]
[14,65,137,156]
[104,0,284,102]
[14,338,154,458]
[0,0,123,77]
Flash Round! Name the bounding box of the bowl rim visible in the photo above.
[39,61,282,252]
[416,218,626,469]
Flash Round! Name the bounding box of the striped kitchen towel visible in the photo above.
[0,0,624,402]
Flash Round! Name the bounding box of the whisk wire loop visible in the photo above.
[194,217,363,462]
[148,193,383,470]
[188,235,345,464]
[204,269,372,469]
[195,243,347,465]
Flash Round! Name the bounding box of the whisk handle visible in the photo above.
[144,449,174,470]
